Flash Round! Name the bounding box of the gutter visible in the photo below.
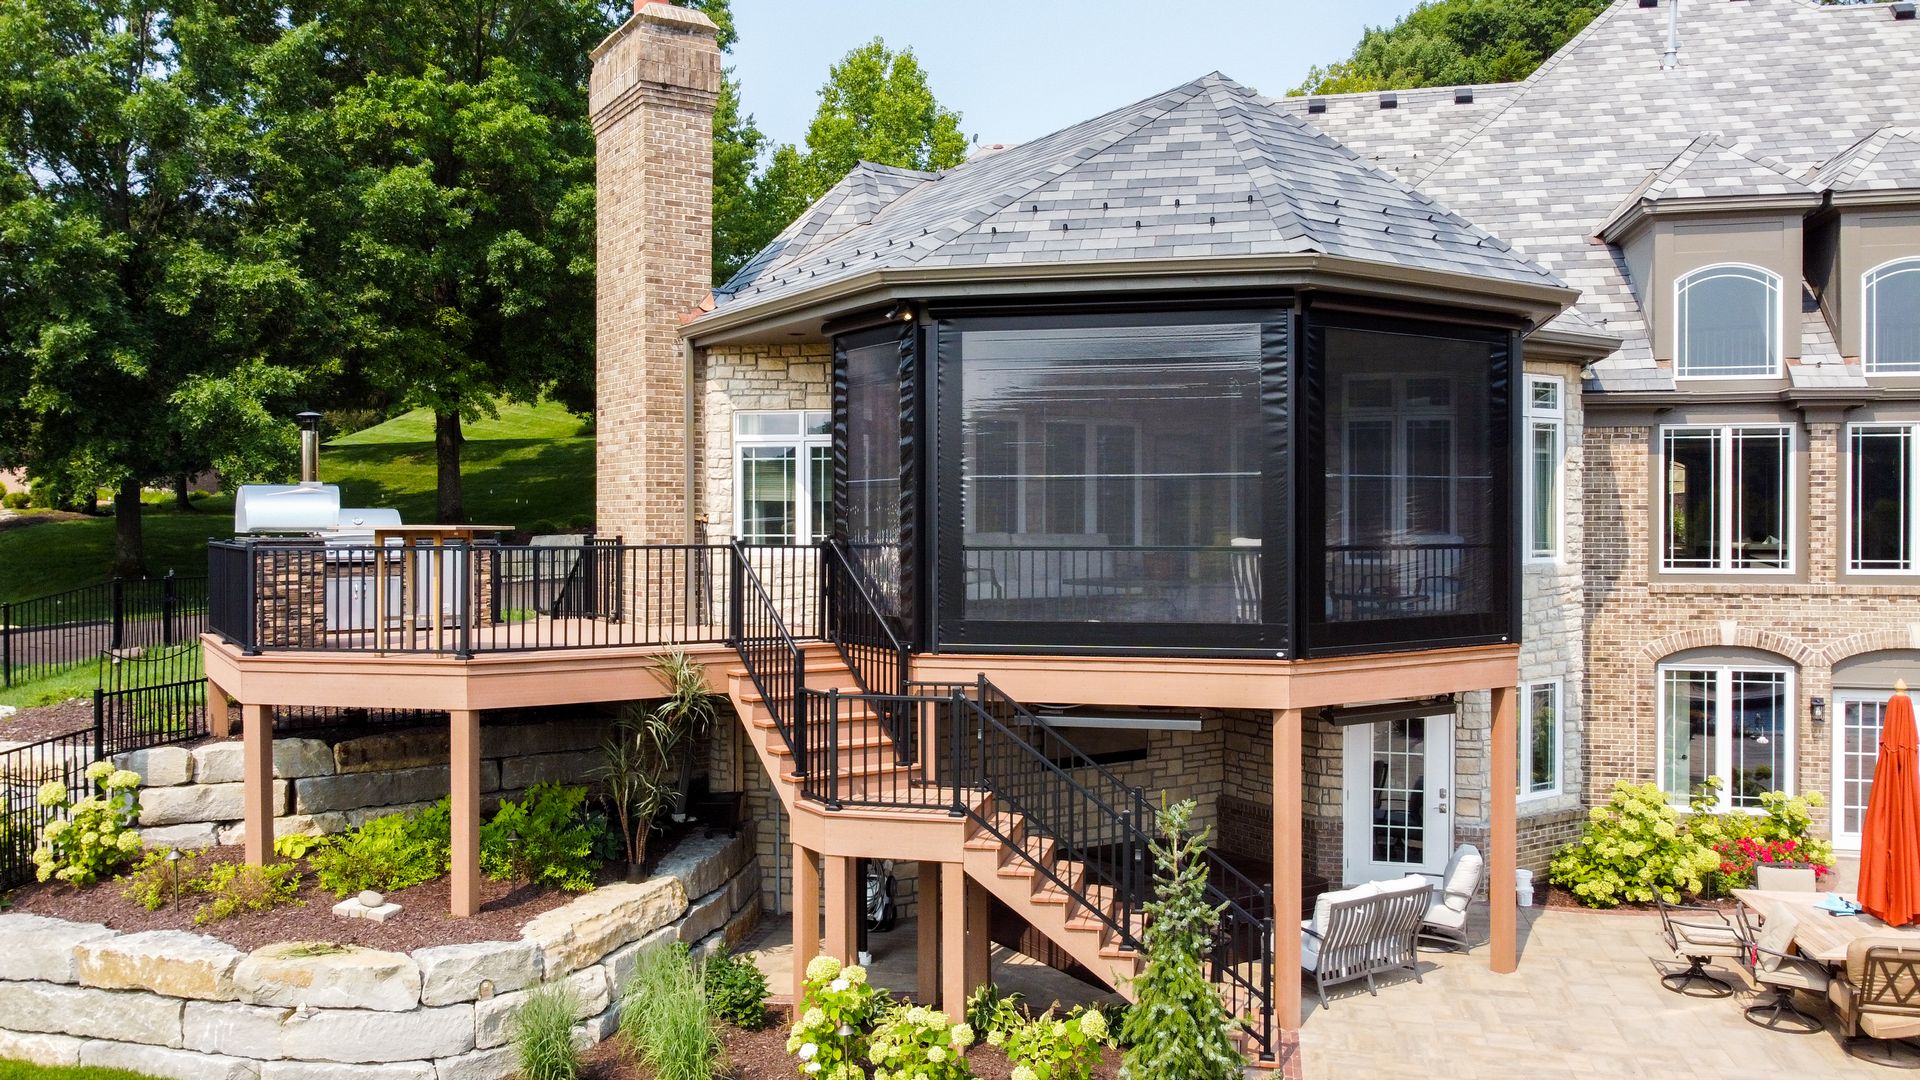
[1584,384,1920,410]
[682,254,1578,345]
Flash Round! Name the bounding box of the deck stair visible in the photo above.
[721,541,1275,1063]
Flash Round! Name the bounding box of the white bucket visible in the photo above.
[1515,868,1536,907]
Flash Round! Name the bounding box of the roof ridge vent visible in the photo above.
[1306,96,1327,114]
[1378,91,1397,109]
[1454,86,1473,104]
[1895,2,1917,21]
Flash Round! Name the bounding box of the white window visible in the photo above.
[1519,679,1562,799]
[1659,425,1793,573]
[1865,258,1920,374]
[1658,662,1794,811]
[1849,423,1919,573]
[1524,376,1565,561]
[734,410,831,545]
[1675,264,1782,378]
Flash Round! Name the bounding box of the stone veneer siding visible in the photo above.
[0,832,759,1080]
[695,343,832,540]
[1584,411,1920,839]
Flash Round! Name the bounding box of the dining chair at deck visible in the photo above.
[1733,905,1829,1033]
[1655,895,1743,997]
[1831,939,1920,1067]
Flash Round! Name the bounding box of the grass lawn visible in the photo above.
[0,660,100,709]
[0,1063,159,1080]
[0,400,594,605]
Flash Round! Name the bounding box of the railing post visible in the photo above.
[454,540,473,660]
[162,571,177,646]
[790,651,808,779]
[2,602,11,688]
[242,541,260,655]
[92,687,105,763]
[950,691,968,818]
[824,687,842,811]
[726,540,745,646]
[109,577,125,651]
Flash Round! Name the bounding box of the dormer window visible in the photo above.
[1865,258,1920,374]
[1675,264,1782,378]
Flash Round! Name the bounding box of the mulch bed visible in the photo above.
[0,509,90,533]
[7,844,601,953]
[0,697,94,744]
[579,1007,1125,1080]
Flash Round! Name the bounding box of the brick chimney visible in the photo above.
[589,2,721,543]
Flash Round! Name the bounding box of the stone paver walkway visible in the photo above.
[1305,906,1880,1080]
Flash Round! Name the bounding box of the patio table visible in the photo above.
[1734,889,1920,965]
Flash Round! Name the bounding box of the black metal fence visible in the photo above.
[0,729,96,892]
[2,574,207,687]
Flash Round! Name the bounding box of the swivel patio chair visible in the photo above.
[1654,895,1742,997]
[1415,842,1484,952]
[1830,939,1920,1068]
[1733,905,1829,1033]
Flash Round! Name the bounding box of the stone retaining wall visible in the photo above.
[0,831,760,1080]
[117,715,614,850]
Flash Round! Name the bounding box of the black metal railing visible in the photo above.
[206,540,819,656]
[1323,541,1491,622]
[823,540,909,698]
[94,645,207,755]
[0,728,97,889]
[796,687,958,811]
[729,540,808,771]
[2,573,206,687]
[962,544,1262,625]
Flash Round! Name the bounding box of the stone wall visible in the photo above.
[117,715,616,851]
[0,833,759,1080]
[694,342,832,539]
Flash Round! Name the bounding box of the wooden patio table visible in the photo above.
[369,524,514,651]
[1733,888,1920,965]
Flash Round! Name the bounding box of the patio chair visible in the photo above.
[1300,876,1432,1007]
[1415,843,1484,952]
[1654,895,1742,997]
[1830,939,1920,1067]
[1733,905,1829,1033]
[1754,865,1817,891]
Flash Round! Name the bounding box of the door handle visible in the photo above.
[1436,786,1448,814]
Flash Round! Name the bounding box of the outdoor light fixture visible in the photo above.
[1810,696,1826,724]
[166,848,182,909]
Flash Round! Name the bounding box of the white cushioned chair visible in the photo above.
[1415,843,1484,952]
[1734,905,1829,1033]
[1655,895,1743,996]
[1300,876,1431,1007]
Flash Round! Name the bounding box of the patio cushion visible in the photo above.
[1304,882,1383,934]
[1672,919,1741,954]
[1760,955,1829,993]
[1754,912,1798,973]
[1439,845,1482,913]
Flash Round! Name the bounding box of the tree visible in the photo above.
[725,38,969,282]
[1119,799,1245,1080]
[278,0,613,522]
[670,0,773,286]
[0,0,312,575]
[1292,0,1611,95]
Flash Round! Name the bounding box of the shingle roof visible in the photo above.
[1295,0,1920,391]
[704,73,1561,323]
[1596,131,1818,239]
[1808,125,1920,194]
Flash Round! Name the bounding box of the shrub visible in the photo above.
[704,948,771,1030]
[310,801,450,896]
[122,847,207,911]
[509,981,582,1080]
[618,943,716,1080]
[868,1002,974,1080]
[195,861,304,924]
[1548,781,1720,907]
[602,651,717,869]
[788,954,883,1080]
[967,984,1025,1048]
[1705,788,1834,891]
[1003,1007,1109,1080]
[480,783,601,892]
[1118,799,1244,1080]
[32,762,144,886]
[1748,788,1835,872]
[273,832,326,860]
[1,491,27,510]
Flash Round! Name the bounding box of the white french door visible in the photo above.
[1833,694,1887,851]
[1343,716,1453,883]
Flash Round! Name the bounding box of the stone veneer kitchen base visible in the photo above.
[0,831,760,1080]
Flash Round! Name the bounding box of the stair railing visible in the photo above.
[821,540,913,755]
[728,540,808,774]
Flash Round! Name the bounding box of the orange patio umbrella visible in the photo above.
[1857,680,1920,928]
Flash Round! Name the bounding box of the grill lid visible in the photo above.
[233,484,343,533]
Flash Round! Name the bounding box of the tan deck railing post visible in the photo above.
[451,709,482,918]
[242,704,276,866]
[1272,708,1303,1038]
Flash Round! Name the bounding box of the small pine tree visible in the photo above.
[1119,799,1246,1080]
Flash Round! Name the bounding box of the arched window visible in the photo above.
[1675,264,1782,378]
[1657,647,1795,810]
[1865,258,1920,374]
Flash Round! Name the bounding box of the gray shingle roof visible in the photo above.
[1809,126,1920,194]
[1596,131,1818,239]
[704,73,1560,323]
[1296,0,1920,391]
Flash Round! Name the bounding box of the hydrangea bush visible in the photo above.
[868,1002,974,1080]
[787,955,881,1079]
[1003,1007,1108,1080]
[32,762,143,886]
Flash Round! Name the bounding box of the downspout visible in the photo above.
[683,337,699,542]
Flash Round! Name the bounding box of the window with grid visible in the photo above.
[1675,264,1781,378]
[1850,423,1918,573]
[1660,425,1792,572]
[1866,258,1920,375]
[1524,376,1564,561]
[1658,663,1793,810]
[735,410,830,545]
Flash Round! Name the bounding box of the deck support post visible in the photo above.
[1489,684,1519,974]
[1272,708,1303,1040]
[450,709,482,918]
[824,854,861,963]
[206,680,232,739]
[964,878,989,992]
[940,860,969,1020]
[917,862,943,1004]
[793,844,822,1003]
[241,704,275,866]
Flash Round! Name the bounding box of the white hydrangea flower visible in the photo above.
[805,955,842,981]
[85,760,113,782]
[926,1045,946,1064]
[798,1042,818,1061]
[36,781,66,808]
[802,1007,826,1029]
[829,977,850,993]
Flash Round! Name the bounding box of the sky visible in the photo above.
[728,0,1418,152]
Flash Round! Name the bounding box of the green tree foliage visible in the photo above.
[1119,800,1244,1080]
[1292,0,1611,95]
[267,0,614,522]
[0,0,314,574]
[723,38,969,285]
[672,0,772,286]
